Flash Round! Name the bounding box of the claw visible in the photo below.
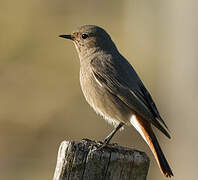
[96,141,108,151]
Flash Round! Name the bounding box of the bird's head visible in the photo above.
[59,25,117,57]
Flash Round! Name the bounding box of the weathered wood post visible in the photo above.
[53,139,150,180]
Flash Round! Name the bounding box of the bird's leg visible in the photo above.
[97,122,124,150]
[104,122,124,144]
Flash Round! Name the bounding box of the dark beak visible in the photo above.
[59,34,73,40]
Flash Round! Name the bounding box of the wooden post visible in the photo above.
[53,139,150,180]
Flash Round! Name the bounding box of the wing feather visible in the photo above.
[91,56,170,138]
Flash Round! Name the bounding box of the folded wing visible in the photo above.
[90,56,170,138]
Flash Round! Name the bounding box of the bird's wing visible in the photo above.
[135,82,169,130]
[90,56,170,138]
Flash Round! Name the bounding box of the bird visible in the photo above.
[59,25,173,177]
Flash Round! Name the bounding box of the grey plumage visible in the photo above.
[59,25,173,177]
[90,53,170,138]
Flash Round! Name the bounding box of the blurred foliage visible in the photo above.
[0,0,198,179]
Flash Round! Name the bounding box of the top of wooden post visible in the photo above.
[53,139,150,180]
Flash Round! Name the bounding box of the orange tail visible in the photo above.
[131,115,173,177]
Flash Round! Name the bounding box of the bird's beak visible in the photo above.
[59,34,73,40]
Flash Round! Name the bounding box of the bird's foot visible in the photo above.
[96,141,108,151]
[96,137,113,151]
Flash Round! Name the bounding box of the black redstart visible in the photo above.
[59,25,173,177]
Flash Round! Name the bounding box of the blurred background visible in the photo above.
[0,0,197,179]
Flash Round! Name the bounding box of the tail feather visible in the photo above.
[130,115,173,177]
[149,130,173,177]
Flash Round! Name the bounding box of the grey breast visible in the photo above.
[79,56,132,126]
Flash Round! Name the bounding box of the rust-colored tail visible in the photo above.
[134,116,173,177]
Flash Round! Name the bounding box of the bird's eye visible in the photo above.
[82,34,89,39]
